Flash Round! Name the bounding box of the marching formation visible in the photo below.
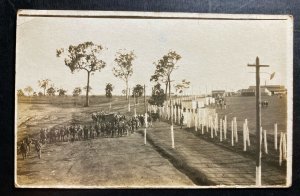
[19,136,41,160]
[18,111,154,160]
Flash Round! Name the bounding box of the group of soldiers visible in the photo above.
[91,111,154,135]
[18,111,154,160]
[215,98,227,109]
[19,136,42,160]
[262,100,269,107]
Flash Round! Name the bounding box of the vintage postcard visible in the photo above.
[15,10,293,188]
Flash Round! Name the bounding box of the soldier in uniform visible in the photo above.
[95,124,100,137]
[111,122,116,138]
[24,135,32,153]
[60,127,65,142]
[90,125,94,139]
[131,117,135,132]
[180,114,184,129]
[78,126,83,141]
[40,128,47,144]
[83,125,88,140]
[100,123,105,137]
[135,117,138,130]
[20,140,28,160]
[140,115,144,127]
[34,140,42,159]
[147,114,153,127]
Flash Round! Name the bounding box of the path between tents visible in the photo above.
[145,121,286,186]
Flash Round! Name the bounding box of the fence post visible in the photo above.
[170,100,175,149]
[205,116,207,133]
[208,116,211,131]
[187,110,191,128]
[178,106,181,123]
[246,125,250,146]
[171,124,175,148]
[192,110,195,127]
[224,115,227,140]
[274,123,278,150]
[210,118,214,138]
[195,113,198,132]
[231,120,234,146]
[175,105,178,124]
[214,123,217,137]
[144,128,147,145]
[144,112,147,145]
[207,115,210,133]
[243,122,246,151]
[283,133,287,160]
[263,129,268,154]
[220,119,223,142]
[244,119,250,146]
[215,113,218,134]
[279,132,283,166]
[234,117,238,143]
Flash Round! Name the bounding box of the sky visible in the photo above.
[16,15,291,95]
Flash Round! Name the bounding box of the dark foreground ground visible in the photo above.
[17,133,194,187]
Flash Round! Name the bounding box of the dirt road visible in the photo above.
[16,101,194,187]
[16,132,194,187]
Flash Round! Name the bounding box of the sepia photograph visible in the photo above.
[15,10,293,188]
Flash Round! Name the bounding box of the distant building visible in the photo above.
[265,85,287,95]
[249,85,286,95]
[211,90,225,98]
[225,91,235,97]
[240,89,255,96]
[247,86,271,96]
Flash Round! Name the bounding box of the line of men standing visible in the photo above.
[18,112,154,161]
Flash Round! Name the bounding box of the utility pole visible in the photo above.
[247,56,269,186]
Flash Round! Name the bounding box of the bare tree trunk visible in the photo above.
[43,88,46,96]
[126,79,128,100]
[109,97,111,111]
[168,76,171,99]
[85,71,90,107]
[165,82,168,97]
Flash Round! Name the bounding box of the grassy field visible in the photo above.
[194,95,287,170]
[17,95,146,106]
[215,95,287,135]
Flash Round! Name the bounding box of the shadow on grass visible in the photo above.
[138,130,215,186]
[181,124,287,175]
